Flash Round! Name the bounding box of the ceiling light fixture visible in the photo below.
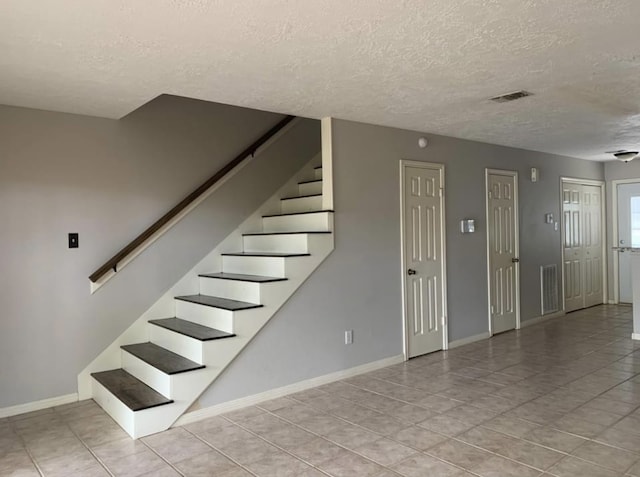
[613,151,639,163]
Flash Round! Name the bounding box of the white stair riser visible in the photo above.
[175,300,234,333]
[314,168,322,180]
[92,379,135,436]
[199,277,261,304]
[122,351,171,398]
[299,181,322,195]
[94,375,198,439]
[222,255,286,277]
[262,213,332,233]
[149,325,204,364]
[243,234,309,253]
[281,195,323,214]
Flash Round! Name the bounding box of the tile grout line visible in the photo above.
[57,413,116,477]
[183,427,259,477]
[9,420,46,477]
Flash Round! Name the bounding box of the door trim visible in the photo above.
[399,160,448,360]
[560,177,607,309]
[485,168,520,336]
[612,178,640,304]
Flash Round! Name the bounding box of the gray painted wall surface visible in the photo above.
[0,97,320,407]
[197,119,604,408]
[604,161,640,299]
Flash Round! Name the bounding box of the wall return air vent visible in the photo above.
[490,90,533,103]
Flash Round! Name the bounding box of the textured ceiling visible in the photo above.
[1,0,640,161]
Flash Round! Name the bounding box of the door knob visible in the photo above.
[511,258,520,263]
[407,269,417,275]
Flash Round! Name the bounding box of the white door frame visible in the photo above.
[485,169,520,335]
[560,177,607,310]
[399,160,448,360]
[612,178,640,303]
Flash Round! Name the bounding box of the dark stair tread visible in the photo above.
[149,318,236,341]
[221,252,310,257]
[262,210,334,218]
[199,272,287,283]
[121,342,204,375]
[242,231,332,236]
[175,294,263,311]
[298,179,322,185]
[91,369,173,411]
[281,194,322,200]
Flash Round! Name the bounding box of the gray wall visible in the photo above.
[2,102,605,411]
[604,161,640,299]
[197,119,604,408]
[0,96,320,407]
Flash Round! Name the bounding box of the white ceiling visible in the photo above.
[1,0,640,161]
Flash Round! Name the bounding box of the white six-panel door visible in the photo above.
[401,162,447,358]
[486,170,519,334]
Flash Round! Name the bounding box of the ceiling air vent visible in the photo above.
[490,90,533,103]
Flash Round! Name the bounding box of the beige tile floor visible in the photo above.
[2,305,640,476]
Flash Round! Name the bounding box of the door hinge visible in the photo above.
[488,191,492,199]
[490,305,495,314]
[439,188,444,197]
[441,315,447,326]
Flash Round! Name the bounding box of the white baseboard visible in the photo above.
[448,332,491,350]
[520,310,565,328]
[632,333,640,341]
[174,354,404,427]
[0,393,78,419]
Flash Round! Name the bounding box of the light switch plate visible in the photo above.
[68,233,79,249]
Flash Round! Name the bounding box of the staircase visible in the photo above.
[89,163,333,438]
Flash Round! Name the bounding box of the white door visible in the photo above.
[562,181,604,311]
[402,162,446,358]
[563,183,585,312]
[486,170,519,334]
[618,183,640,303]
[583,185,604,308]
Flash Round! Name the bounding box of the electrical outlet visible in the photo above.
[345,330,353,345]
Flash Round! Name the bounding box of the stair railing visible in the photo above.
[89,115,296,288]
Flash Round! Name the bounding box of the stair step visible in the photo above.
[149,317,235,341]
[281,193,322,200]
[262,210,334,218]
[262,210,333,233]
[199,272,287,283]
[91,369,173,411]
[243,231,331,236]
[175,294,263,311]
[298,179,322,195]
[121,342,205,375]
[281,194,323,214]
[221,252,310,257]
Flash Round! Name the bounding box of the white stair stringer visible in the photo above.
[79,156,335,439]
